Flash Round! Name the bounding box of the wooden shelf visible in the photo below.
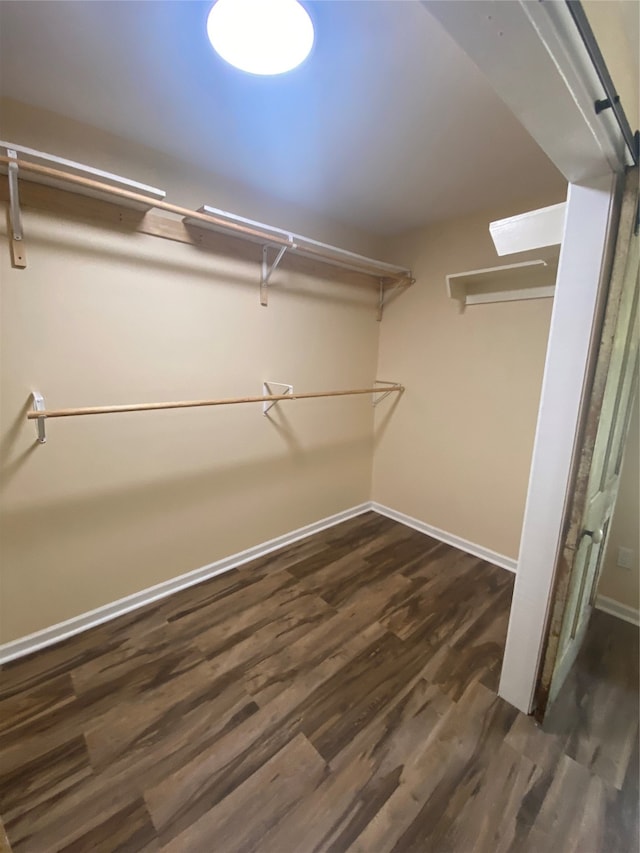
[447,250,560,308]
[183,205,413,282]
[0,140,166,211]
[0,141,413,317]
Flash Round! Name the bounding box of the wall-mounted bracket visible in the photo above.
[262,381,293,415]
[7,149,26,269]
[377,277,414,321]
[260,244,289,307]
[31,392,46,443]
[372,380,404,407]
[377,280,385,322]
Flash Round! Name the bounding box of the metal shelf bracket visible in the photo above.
[372,380,403,407]
[377,277,414,321]
[7,148,26,268]
[260,244,289,307]
[31,392,46,443]
[263,381,293,414]
[377,280,385,322]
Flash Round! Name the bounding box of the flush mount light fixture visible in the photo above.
[207,0,314,75]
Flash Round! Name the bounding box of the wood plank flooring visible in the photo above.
[0,511,637,852]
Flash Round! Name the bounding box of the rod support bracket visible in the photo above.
[7,148,26,268]
[31,392,46,443]
[378,277,414,321]
[260,244,288,307]
[372,380,404,407]
[263,381,293,415]
[377,279,385,322]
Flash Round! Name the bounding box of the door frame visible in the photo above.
[426,0,636,713]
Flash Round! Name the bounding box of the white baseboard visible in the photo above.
[0,500,518,665]
[370,502,518,573]
[0,502,372,665]
[595,595,640,627]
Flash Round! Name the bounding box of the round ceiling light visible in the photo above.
[207,0,314,75]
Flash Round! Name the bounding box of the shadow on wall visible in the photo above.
[264,406,303,454]
[0,434,372,531]
[17,227,377,312]
[373,392,403,450]
[0,398,40,486]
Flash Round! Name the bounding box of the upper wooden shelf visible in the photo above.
[0,140,166,211]
[183,205,412,283]
[0,141,413,317]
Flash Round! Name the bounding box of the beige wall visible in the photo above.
[0,101,381,643]
[372,194,566,560]
[583,1,639,135]
[0,99,565,645]
[597,394,639,611]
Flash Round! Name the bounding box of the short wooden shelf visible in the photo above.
[447,250,560,308]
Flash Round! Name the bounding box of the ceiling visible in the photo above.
[0,0,565,235]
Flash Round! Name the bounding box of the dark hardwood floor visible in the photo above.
[0,511,637,852]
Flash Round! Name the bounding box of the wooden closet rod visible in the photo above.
[28,385,404,420]
[0,154,412,284]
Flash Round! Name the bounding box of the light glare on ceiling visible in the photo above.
[207,0,314,75]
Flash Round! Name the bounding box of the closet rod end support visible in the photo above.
[372,380,404,407]
[31,392,46,443]
[263,381,293,415]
